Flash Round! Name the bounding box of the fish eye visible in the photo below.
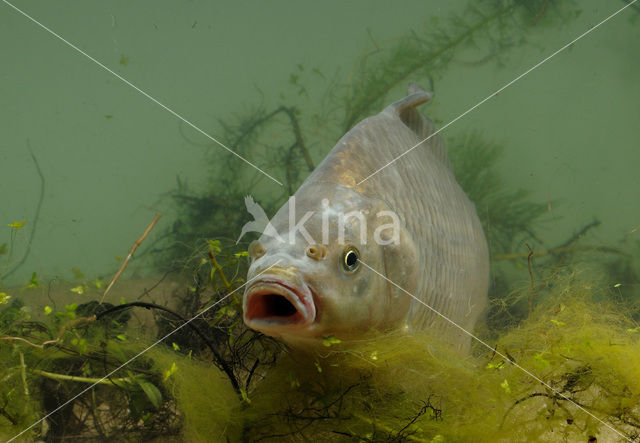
[341,246,359,272]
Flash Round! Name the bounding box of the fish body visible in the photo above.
[243,85,489,352]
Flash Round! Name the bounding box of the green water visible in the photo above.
[1,1,638,284]
[0,1,449,283]
[1,1,639,441]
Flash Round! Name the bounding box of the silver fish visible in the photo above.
[243,85,489,352]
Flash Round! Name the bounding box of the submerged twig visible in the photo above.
[280,106,314,172]
[352,411,431,442]
[0,335,55,349]
[343,3,519,130]
[394,397,442,440]
[0,406,17,426]
[1,140,45,280]
[245,358,260,392]
[500,391,593,430]
[208,251,231,291]
[526,243,534,314]
[555,219,601,250]
[19,351,29,397]
[492,245,627,261]
[32,369,134,386]
[492,219,615,262]
[100,214,162,303]
[0,316,96,349]
[228,106,313,174]
[95,301,241,396]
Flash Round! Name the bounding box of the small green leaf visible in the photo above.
[234,251,248,258]
[207,239,222,253]
[172,342,180,351]
[8,220,26,229]
[163,362,178,381]
[240,388,251,404]
[92,278,103,289]
[500,379,511,394]
[116,334,127,341]
[27,272,40,289]
[314,361,322,373]
[288,372,300,388]
[44,305,52,315]
[71,338,87,353]
[533,352,550,369]
[550,319,566,326]
[0,292,10,304]
[136,380,162,408]
[322,335,341,347]
[486,361,504,370]
[70,285,85,295]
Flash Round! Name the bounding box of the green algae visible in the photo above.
[151,269,640,442]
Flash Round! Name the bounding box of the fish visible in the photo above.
[242,84,489,353]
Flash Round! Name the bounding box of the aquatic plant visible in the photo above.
[0,238,277,440]
[5,0,640,441]
[157,0,582,271]
[134,269,640,442]
[0,294,179,440]
[340,0,577,131]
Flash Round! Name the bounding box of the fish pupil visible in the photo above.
[346,252,357,267]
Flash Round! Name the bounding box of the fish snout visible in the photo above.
[243,267,316,332]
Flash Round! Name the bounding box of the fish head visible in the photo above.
[243,185,417,347]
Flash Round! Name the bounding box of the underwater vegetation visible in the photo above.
[162,0,581,269]
[3,264,640,441]
[2,0,640,441]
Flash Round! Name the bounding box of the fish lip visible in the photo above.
[243,277,316,329]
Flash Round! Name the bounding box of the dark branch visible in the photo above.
[95,301,241,396]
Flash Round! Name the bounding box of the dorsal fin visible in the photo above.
[389,83,451,168]
[395,83,432,132]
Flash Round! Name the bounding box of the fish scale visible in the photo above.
[244,85,489,353]
[332,94,488,343]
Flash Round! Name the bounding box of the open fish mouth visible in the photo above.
[243,278,316,329]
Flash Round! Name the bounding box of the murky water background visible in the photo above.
[1,1,638,285]
[1,1,640,441]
